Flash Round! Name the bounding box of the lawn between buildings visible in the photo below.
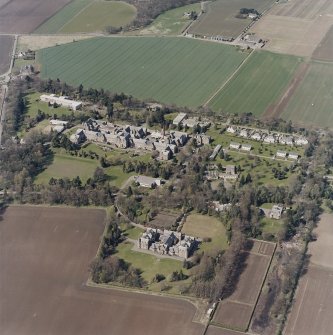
[37,36,248,108]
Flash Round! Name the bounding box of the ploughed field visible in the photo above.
[0,35,14,75]
[285,213,333,335]
[211,240,275,332]
[188,0,276,39]
[38,36,247,107]
[0,0,72,33]
[0,206,204,335]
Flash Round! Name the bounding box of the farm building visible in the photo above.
[135,176,162,188]
[276,151,287,158]
[239,129,248,138]
[263,134,276,144]
[295,137,308,146]
[279,135,293,145]
[40,94,82,110]
[269,205,283,220]
[241,144,252,151]
[230,142,240,149]
[226,126,236,134]
[70,129,86,144]
[289,152,299,160]
[209,144,222,160]
[49,119,68,126]
[251,132,262,141]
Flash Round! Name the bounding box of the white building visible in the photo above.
[263,134,275,144]
[276,151,287,158]
[251,132,262,141]
[226,126,236,134]
[289,152,299,160]
[40,94,82,110]
[295,137,308,146]
[173,113,187,126]
[230,142,240,149]
[241,144,252,151]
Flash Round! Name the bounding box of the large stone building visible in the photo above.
[138,228,197,259]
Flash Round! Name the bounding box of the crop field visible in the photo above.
[312,25,333,62]
[188,0,276,38]
[0,206,204,335]
[209,51,301,117]
[60,1,136,33]
[250,0,333,57]
[38,36,247,107]
[212,240,274,332]
[281,61,333,128]
[140,3,201,35]
[0,0,72,33]
[270,0,333,19]
[34,0,94,34]
[285,213,333,335]
[35,0,136,34]
[206,325,242,335]
[0,35,13,75]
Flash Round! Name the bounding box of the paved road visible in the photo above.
[0,34,17,145]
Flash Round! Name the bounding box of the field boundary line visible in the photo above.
[203,50,254,107]
[57,0,96,33]
[247,242,277,332]
[85,278,209,324]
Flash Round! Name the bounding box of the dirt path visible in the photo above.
[263,62,310,120]
[203,51,253,107]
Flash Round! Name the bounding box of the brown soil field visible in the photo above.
[149,211,179,230]
[284,213,333,335]
[0,35,14,74]
[213,301,253,331]
[0,206,204,335]
[0,0,72,33]
[250,14,333,57]
[206,325,245,335]
[270,0,333,19]
[188,0,275,39]
[312,25,333,61]
[212,240,274,332]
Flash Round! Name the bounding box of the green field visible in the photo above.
[38,36,247,107]
[35,153,99,184]
[282,61,333,128]
[141,3,201,35]
[60,1,136,33]
[209,51,301,116]
[34,0,94,34]
[34,0,136,34]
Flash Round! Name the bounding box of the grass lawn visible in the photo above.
[209,51,302,117]
[261,217,284,237]
[182,214,228,252]
[282,61,333,128]
[140,3,201,35]
[60,1,136,33]
[35,153,99,184]
[105,166,135,188]
[121,224,144,240]
[38,36,247,107]
[115,241,187,285]
[24,92,77,119]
